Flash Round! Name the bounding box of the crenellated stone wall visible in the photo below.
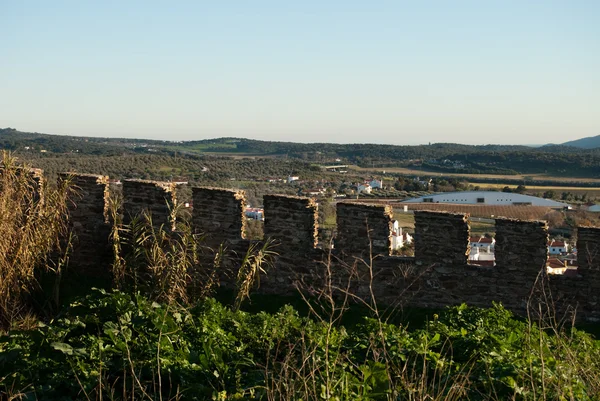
[495,218,548,273]
[414,211,469,266]
[8,169,600,322]
[58,173,111,275]
[263,195,318,254]
[122,179,177,230]
[192,187,246,245]
[336,203,393,258]
[577,227,600,274]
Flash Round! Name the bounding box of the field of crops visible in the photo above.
[398,203,552,220]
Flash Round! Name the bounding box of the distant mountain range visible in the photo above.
[561,135,600,149]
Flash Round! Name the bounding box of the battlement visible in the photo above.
[7,169,600,322]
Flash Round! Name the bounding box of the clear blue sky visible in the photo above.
[1,1,598,145]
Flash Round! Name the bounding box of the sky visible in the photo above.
[1,1,599,145]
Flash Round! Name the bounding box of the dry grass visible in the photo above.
[0,152,71,328]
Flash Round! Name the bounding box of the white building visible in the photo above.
[245,207,264,221]
[287,176,299,183]
[548,240,568,255]
[391,220,412,250]
[369,179,383,189]
[402,191,569,207]
[304,188,325,196]
[586,204,600,212]
[470,236,495,252]
[546,258,578,275]
[469,247,495,264]
[357,183,372,194]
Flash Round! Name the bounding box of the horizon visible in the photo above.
[2,1,599,145]
[0,126,566,148]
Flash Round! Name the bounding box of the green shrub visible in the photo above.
[2,291,600,400]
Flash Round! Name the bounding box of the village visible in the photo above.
[239,173,583,274]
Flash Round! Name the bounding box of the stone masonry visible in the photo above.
[122,179,177,230]
[192,187,246,246]
[263,195,318,253]
[414,211,469,266]
[495,218,548,273]
[336,203,393,258]
[577,227,600,274]
[58,173,111,274]
[12,169,600,323]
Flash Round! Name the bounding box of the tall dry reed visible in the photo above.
[0,151,71,328]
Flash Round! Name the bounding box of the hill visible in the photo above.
[7,127,600,177]
[562,135,600,149]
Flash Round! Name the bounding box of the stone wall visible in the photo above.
[495,218,548,273]
[8,168,600,322]
[59,173,111,274]
[577,227,600,274]
[122,179,177,230]
[336,203,393,258]
[192,187,246,246]
[414,211,469,266]
[263,195,318,254]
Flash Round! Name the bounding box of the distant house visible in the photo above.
[469,247,495,265]
[548,240,568,255]
[413,177,432,188]
[546,258,577,275]
[357,183,372,194]
[245,207,264,221]
[470,236,495,253]
[369,179,383,189]
[304,188,325,196]
[391,220,412,250]
[287,176,299,183]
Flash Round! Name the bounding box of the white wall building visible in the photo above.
[469,247,495,263]
[369,179,383,189]
[402,191,569,207]
[470,236,495,252]
[245,207,264,221]
[548,240,568,255]
[357,183,372,194]
[391,220,412,250]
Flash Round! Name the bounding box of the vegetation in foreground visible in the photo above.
[2,291,600,400]
[2,151,600,400]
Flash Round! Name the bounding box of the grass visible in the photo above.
[469,220,496,236]
[391,211,415,229]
